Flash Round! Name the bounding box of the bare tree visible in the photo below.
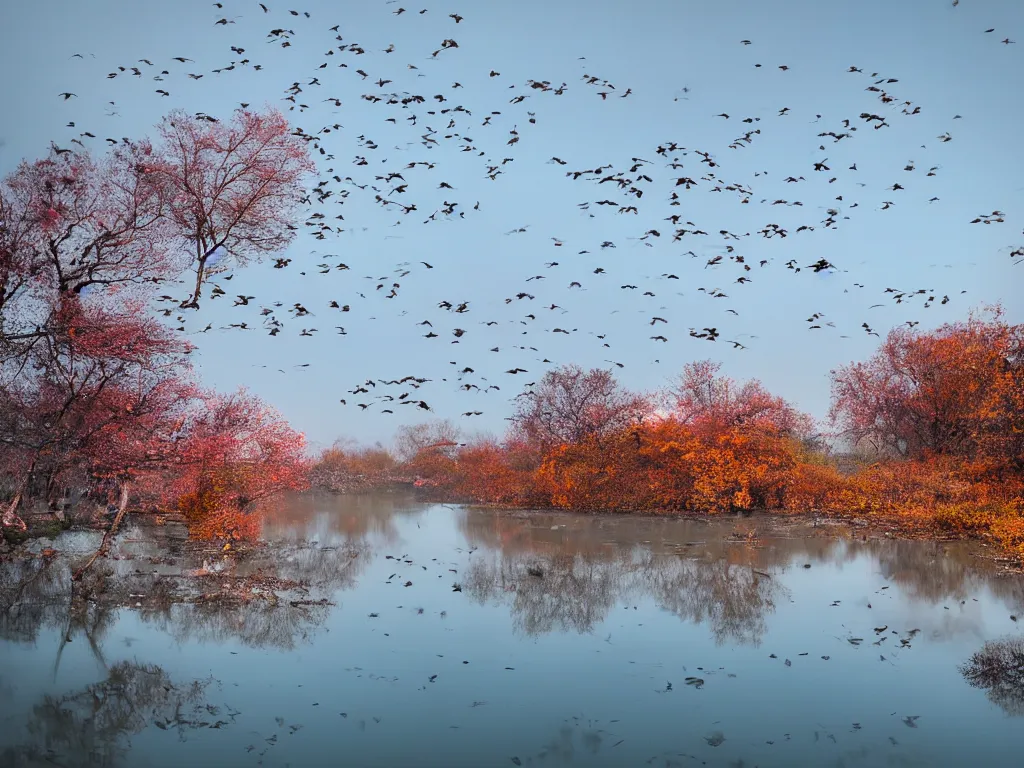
[510,365,648,449]
[393,419,461,462]
[152,109,314,308]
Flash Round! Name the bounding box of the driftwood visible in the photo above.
[1,457,39,533]
[2,487,29,533]
[72,482,131,582]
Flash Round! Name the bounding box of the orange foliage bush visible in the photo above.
[430,341,1024,557]
[310,443,398,492]
[332,317,1024,558]
[454,420,809,515]
[404,448,459,487]
[830,306,1024,470]
[439,423,1023,558]
[779,462,863,513]
[164,390,309,541]
[990,515,1024,558]
[177,467,263,541]
[449,438,543,506]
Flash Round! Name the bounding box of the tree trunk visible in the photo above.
[181,256,207,309]
[1,464,34,532]
[2,490,27,532]
[72,480,131,582]
[45,474,67,522]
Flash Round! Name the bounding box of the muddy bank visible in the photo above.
[401,488,1024,571]
[0,511,364,645]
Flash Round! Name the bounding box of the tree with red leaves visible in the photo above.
[0,295,192,530]
[66,373,199,580]
[151,109,315,308]
[830,306,1024,468]
[510,364,648,451]
[71,388,308,579]
[0,144,169,346]
[667,360,814,440]
[0,108,313,539]
[168,389,309,541]
[393,418,463,483]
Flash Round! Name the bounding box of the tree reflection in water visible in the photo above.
[464,553,626,636]
[135,538,370,650]
[1,494,425,668]
[462,547,782,644]
[960,637,1024,716]
[457,507,790,643]
[458,508,1016,645]
[642,555,780,645]
[537,721,607,762]
[0,661,228,768]
[0,555,73,644]
[0,524,370,656]
[261,490,426,546]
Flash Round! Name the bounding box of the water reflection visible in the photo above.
[2,495,1024,767]
[535,719,609,762]
[456,510,1022,645]
[961,637,1024,716]
[462,547,783,644]
[3,500,1022,654]
[644,556,781,645]
[141,598,332,651]
[0,513,372,653]
[3,500,1021,655]
[0,556,72,644]
[261,490,425,546]
[0,661,229,768]
[133,538,370,650]
[464,554,625,636]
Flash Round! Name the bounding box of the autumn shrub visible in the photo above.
[933,503,1003,534]
[534,433,644,511]
[310,443,398,491]
[450,439,541,506]
[408,337,1024,558]
[780,461,864,513]
[405,448,459,487]
[438,416,1022,551]
[180,501,261,541]
[646,427,748,513]
[636,421,802,513]
[161,391,309,540]
[929,497,1024,557]
[516,420,809,514]
[830,307,1024,471]
[636,421,702,510]
[177,467,262,541]
[990,513,1024,558]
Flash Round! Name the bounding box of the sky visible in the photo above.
[1,0,1021,452]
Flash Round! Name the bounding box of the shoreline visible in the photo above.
[450,500,1023,571]
[4,492,1021,574]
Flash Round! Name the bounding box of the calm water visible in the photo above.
[3,493,1024,767]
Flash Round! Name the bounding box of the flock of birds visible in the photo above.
[47,0,1020,422]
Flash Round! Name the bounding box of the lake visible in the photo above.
[2,492,1024,767]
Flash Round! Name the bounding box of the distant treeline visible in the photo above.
[313,309,1024,558]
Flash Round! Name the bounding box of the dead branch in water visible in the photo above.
[72,481,131,582]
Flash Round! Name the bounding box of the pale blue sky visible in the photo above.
[1,0,1021,450]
